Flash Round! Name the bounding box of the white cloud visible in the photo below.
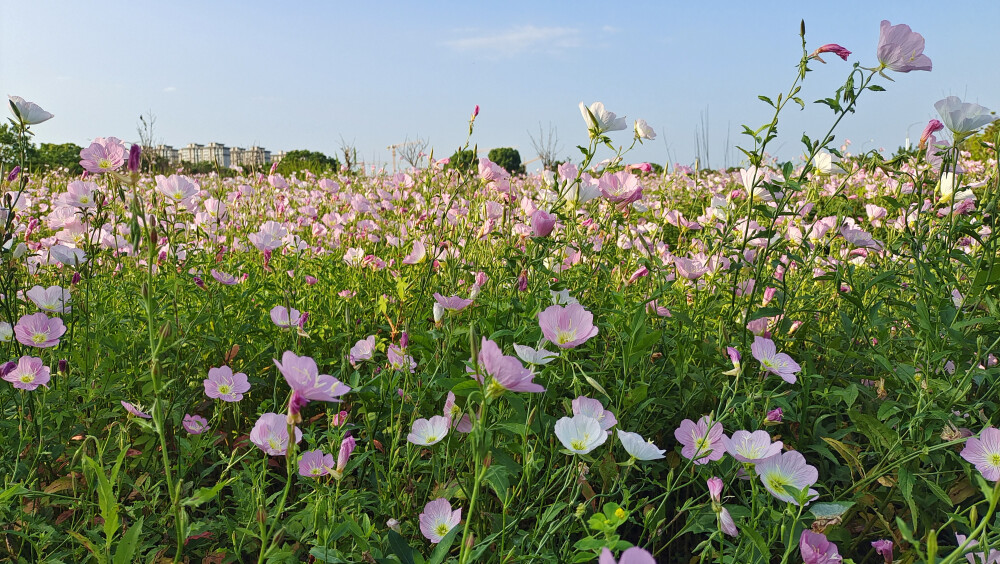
[444,25,581,57]
[163,86,177,93]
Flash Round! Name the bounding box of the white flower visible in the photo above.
[579,102,627,137]
[550,289,579,306]
[513,344,559,365]
[0,322,12,342]
[48,244,86,266]
[8,95,53,125]
[617,430,666,460]
[407,415,450,446]
[634,119,656,140]
[813,151,845,175]
[938,172,975,204]
[554,414,607,455]
[934,96,997,138]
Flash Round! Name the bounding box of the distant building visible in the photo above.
[178,143,204,163]
[270,151,287,165]
[152,144,179,165]
[231,145,271,168]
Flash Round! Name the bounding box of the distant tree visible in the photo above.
[136,110,160,172]
[35,143,84,174]
[488,147,524,176]
[397,137,429,169]
[180,161,238,177]
[0,123,39,171]
[528,122,562,171]
[339,137,357,173]
[275,150,340,177]
[444,148,478,174]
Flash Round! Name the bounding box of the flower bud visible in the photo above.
[58,359,69,374]
[707,476,723,504]
[400,332,409,349]
[7,166,20,182]
[433,302,445,325]
[128,144,142,173]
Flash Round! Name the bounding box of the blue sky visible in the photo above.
[3,0,997,171]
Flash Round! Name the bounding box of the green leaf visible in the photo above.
[183,477,235,507]
[898,466,918,530]
[387,530,416,564]
[809,502,854,520]
[426,526,460,564]
[112,517,143,564]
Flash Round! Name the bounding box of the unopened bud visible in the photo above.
[7,166,20,182]
[58,359,69,374]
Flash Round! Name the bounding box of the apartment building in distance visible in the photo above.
[152,143,281,168]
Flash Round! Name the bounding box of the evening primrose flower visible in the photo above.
[204,365,251,402]
[755,451,819,504]
[250,412,302,456]
[0,322,12,342]
[270,305,304,328]
[2,356,51,391]
[335,435,356,477]
[433,293,473,312]
[934,96,997,140]
[598,547,655,564]
[419,498,461,544]
[407,416,450,446]
[25,285,71,314]
[470,338,545,395]
[513,343,558,366]
[349,335,376,367]
[871,540,894,564]
[538,303,598,349]
[634,119,656,140]
[79,137,127,173]
[572,395,617,434]
[707,477,739,537]
[876,20,932,74]
[298,449,334,478]
[579,101,627,137]
[121,401,152,419]
[8,95,53,125]
[554,414,607,455]
[722,430,783,463]
[14,313,66,348]
[617,430,665,460]
[800,530,842,564]
[182,414,209,435]
[674,416,724,464]
[751,336,801,384]
[274,351,350,421]
[960,426,1000,481]
[809,43,851,63]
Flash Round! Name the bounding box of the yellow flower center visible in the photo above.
[989,453,1000,467]
[767,475,788,494]
[19,374,34,383]
[217,384,232,395]
[98,159,112,169]
[173,193,183,200]
[80,196,89,203]
[435,523,450,537]
[32,333,47,344]
[556,329,576,345]
[571,439,586,451]
[424,435,438,444]
[268,439,280,451]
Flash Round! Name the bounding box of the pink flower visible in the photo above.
[350,335,376,367]
[955,533,1000,564]
[274,351,350,419]
[183,414,209,435]
[336,435,356,475]
[706,477,738,537]
[388,344,416,373]
[800,530,842,564]
[251,412,302,456]
[598,171,643,205]
[443,391,473,432]
[79,137,126,173]
[919,119,944,149]
[408,416,450,446]
[598,547,655,564]
[751,336,801,384]
[871,539,894,564]
[419,498,461,544]
[674,416,724,464]
[766,408,784,423]
[471,337,545,395]
[2,356,50,391]
[211,269,240,285]
[722,430,783,463]
[270,305,304,328]
[155,174,198,207]
[756,451,819,505]
[809,43,851,63]
[248,221,288,252]
[298,449,334,477]
[65,180,99,208]
[960,427,1000,481]
[14,313,66,348]
[204,365,251,402]
[538,304,599,349]
[25,285,71,314]
[121,401,152,419]
[572,396,617,434]
[531,209,557,237]
[433,293,474,312]
[877,20,932,73]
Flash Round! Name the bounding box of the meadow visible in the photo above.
[1,20,999,564]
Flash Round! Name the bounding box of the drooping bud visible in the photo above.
[128,144,142,173]
[58,359,69,374]
[7,166,20,182]
[707,476,723,504]
[336,434,356,475]
[400,332,409,349]
[919,119,944,150]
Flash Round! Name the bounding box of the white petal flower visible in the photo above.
[617,430,666,460]
[554,414,607,455]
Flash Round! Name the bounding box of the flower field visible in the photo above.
[2,20,999,564]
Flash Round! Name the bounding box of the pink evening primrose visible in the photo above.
[407,415,450,446]
[121,401,152,419]
[443,391,473,433]
[755,450,819,505]
[250,412,302,456]
[419,498,461,544]
[572,395,617,434]
[14,313,67,349]
[274,351,350,420]
[298,449,334,478]
[751,336,801,384]
[554,414,607,455]
[876,20,932,74]
[598,547,656,564]
[2,356,51,391]
[470,337,545,395]
[433,293,474,312]
[204,365,251,402]
[707,477,739,537]
[674,416,725,464]
[722,430,783,464]
[79,137,127,173]
[800,530,842,564]
[960,426,1000,482]
[335,435,356,476]
[350,335,376,367]
[25,285,71,314]
[182,414,209,435]
[270,305,304,329]
[538,303,599,349]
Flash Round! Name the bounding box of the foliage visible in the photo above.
[487,147,524,176]
[36,142,84,175]
[444,148,478,174]
[274,149,340,177]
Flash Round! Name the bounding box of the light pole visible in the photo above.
[906,120,924,151]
